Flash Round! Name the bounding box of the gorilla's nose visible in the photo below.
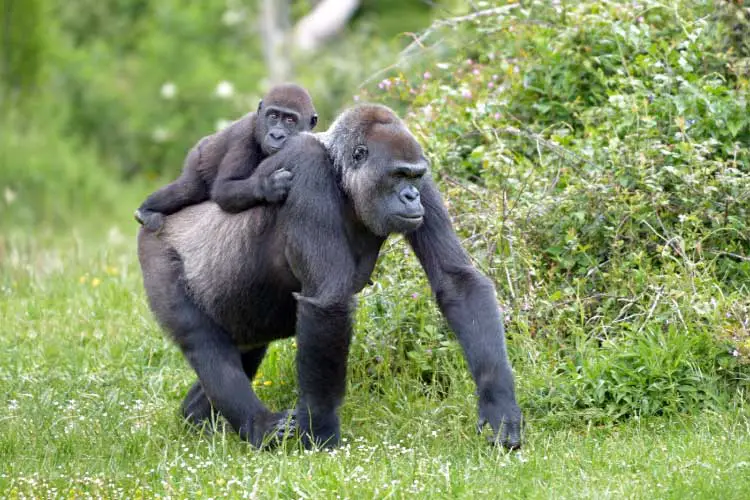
[399,185,421,204]
[270,131,286,141]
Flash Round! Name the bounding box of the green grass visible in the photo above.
[1,223,749,499]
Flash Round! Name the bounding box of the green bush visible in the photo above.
[0,0,46,96]
[352,0,750,421]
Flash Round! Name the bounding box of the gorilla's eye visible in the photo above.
[352,145,368,163]
[268,112,279,120]
[285,116,297,125]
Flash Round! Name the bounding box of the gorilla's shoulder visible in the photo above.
[285,133,332,178]
[289,132,327,153]
[283,134,341,212]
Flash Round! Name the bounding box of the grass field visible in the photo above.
[1,218,749,499]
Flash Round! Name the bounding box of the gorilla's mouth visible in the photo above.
[393,214,424,229]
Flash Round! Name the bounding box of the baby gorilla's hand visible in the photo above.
[262,169,294,203]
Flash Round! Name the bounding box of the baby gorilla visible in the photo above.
[135,83,318,231]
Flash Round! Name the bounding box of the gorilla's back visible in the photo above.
[160,202,298,343]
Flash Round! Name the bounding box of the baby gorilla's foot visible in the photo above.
[134,209,165,233]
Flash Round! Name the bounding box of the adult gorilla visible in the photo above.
[137,104,522,449]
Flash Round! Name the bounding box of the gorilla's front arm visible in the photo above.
[407,179,522,448]
[281,139,368,448]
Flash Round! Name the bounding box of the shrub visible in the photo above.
[352,0,750,421]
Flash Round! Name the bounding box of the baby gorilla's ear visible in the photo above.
[257,99,264,113]
[310,114,318,129]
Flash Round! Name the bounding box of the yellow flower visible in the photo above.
[79,275,88,284]
[91,278,101,287]
[263,380,272,386]
[105,266,119,276]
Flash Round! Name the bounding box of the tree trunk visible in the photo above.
[259,0,292,84]
[293,0,360,52]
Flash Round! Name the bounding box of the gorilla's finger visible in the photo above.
[274,169,293,179]
[489,419,522,450]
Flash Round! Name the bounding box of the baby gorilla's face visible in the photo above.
[256,85,318,157]
[261,105,303,155]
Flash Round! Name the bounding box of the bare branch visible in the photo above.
[359,4,520,89]
[497,126,597,169]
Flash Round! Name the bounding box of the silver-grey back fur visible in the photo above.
[160,202,263,307]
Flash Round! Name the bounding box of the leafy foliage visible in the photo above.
[354,0,750,421]
[0,0,46,97]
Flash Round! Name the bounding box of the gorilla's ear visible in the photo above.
[257,100,264,113]
[310,114,318,129]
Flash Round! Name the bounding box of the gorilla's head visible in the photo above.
[320,104,428,237]
[256,83,318,156]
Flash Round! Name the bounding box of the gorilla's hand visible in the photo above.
[243,409,297,449]
[134,209,165,233]
[261,169,294,203]
[478,398,523,450]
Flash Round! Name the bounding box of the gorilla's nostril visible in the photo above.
[400,186,420,203]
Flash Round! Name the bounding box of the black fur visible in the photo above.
[134,83,317,232]
[137,104,522,450]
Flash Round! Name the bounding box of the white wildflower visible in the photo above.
[215,81,235,99]
[152,127,171,143]
[215,119,232,131]
[4,187,16,205]
[222,9,245,26]
[160,82,177,99]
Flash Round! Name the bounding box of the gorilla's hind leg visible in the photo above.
[180,381,215,429]
[180,347,283,432]
[153,270,287,446]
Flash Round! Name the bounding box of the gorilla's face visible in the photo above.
[259,105,306,155]
[255,85,318,157]
[341,124,428,237]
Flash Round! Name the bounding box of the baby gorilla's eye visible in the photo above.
[352,145,368,163]
[285,116,297,125]
[268,112,279,120]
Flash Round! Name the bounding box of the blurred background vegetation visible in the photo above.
[2,0,750,428]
